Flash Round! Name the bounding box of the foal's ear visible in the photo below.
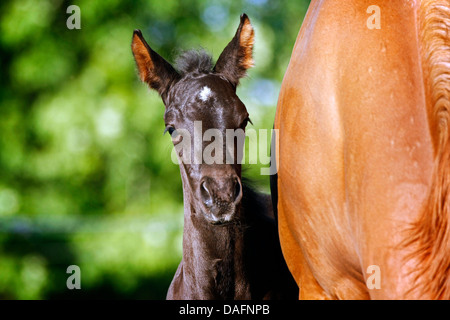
[214,14,255,88]
[131,30,179,100]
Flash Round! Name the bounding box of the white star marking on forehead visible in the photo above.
[199,86,212,102]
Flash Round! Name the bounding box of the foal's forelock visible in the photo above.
[175,49,214,75]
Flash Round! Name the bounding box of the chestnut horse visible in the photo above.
[132,14,297,299]
[274,0,449,299]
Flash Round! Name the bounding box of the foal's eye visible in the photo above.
[164,126,175,136]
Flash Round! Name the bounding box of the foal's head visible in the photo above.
[132,14,254,225]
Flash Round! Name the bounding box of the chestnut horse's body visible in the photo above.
[275,0,449,299]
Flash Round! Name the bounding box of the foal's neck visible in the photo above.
[180,193,250,299]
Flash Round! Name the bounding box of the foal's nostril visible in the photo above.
[200,181,213,207]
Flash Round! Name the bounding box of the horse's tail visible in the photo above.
[408,0,450,299]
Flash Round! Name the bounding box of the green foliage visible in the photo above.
[0,0,309,299]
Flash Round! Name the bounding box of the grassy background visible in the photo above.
[0,0,309,299]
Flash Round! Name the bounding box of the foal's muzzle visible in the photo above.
[199,175,243,224]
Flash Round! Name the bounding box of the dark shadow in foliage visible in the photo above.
[1,226,178,299]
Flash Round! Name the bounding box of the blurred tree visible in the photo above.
[0,0,310,299]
